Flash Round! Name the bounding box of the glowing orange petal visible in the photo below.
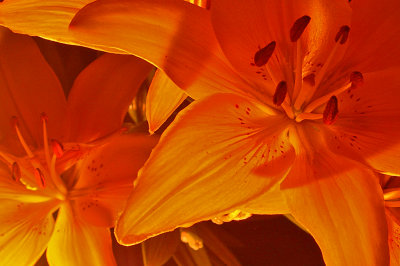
[282,149,389,265]
[386,209,400,265]
[142,230,180,266]
[115,93,292,245]
[0,28,66,153]
[146,70,187,134]
[343,0,400,72]
[0,199,55,266]
[241,184,290,215]
[70,0,249,99]
[65,54,152,142]
[73,134,158,227]
[323,68,400,175]
[210,0,351,99]
[47,204,116,266]
[0,0,126,53]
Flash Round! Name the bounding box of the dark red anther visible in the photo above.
[34,168,46,189]
[350,71,364,89]
[51,139,64,158]
[273,81,287,106]
[335,25,350,44]
[323,96,339,125]
[11,162,21,182]
[290,15,311,42]
[254,41,276,67]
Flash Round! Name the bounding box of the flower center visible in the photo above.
[254,15,364,125]
[0,114,68,200]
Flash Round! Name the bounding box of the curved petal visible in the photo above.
[0,199,55,266]
[72,133,158,227]
[65,53,152,142]
[282,148,389,266]
[211,0,351,99]
[322,69,400,175]
[146,69,187,134]
[0,28,66,154]
[70,0,249,99]
[386,209,400,265]
[47,203,116,266]
[241,184,290,215]
[0,0,125,53]
[342,0,400,72]
[115,93,293,245]
[142,230,180,266]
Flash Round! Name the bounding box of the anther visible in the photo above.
[11,162,21,182]
[254,41,276,67]
[273,81,287,106]
[290,15,311,42]
[335,25,350,45]
[323,96,339,125]
[350,71,364,89]
[51,139,64,158]
[34,168,46,188]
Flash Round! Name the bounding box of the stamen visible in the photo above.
[293,73,316,110]
[295,112,323,123]
[335,25,350,45]
[273,81,287,106]
[11,116,34,158]
[290,15,311,42]
[350,71,364,89]
[51,139,64,158]
[323,96,339,125]
[254,41,276,67]
[11,162,21,182]
[180,229,204,250]
[34,168,46,188]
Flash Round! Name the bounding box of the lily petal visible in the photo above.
[342,0,400,72]
[211,0,351,99]
[70,0,249,99]
[65,53,152,142]
[0,28,66,153]
[282,148,389,265]
[73,133,158,227]
[146,69,187,134]
[323,69,400,175]
[386,209,400,265]
[0,0,126,53]
[47,204,116,266]
[115,93,292,245]
[0,199,55,266]
[142,230,180,266]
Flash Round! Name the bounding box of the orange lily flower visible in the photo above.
[67,0,400,265]
[0,28,156,265]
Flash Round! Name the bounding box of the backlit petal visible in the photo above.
[73,133,158,227]
[211,0,351,99]
[342,0,400,72]
[0,199,55,266]
[323,69,400,175]
[386,209,400,265]
[47,204,116,266]
[115,93,293,245]
[0,0,125,53]
[282,148,389,265]
[65,53,152,142]
[146,70,187,134]
[70,0,249,99]
[0,28,66,153]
